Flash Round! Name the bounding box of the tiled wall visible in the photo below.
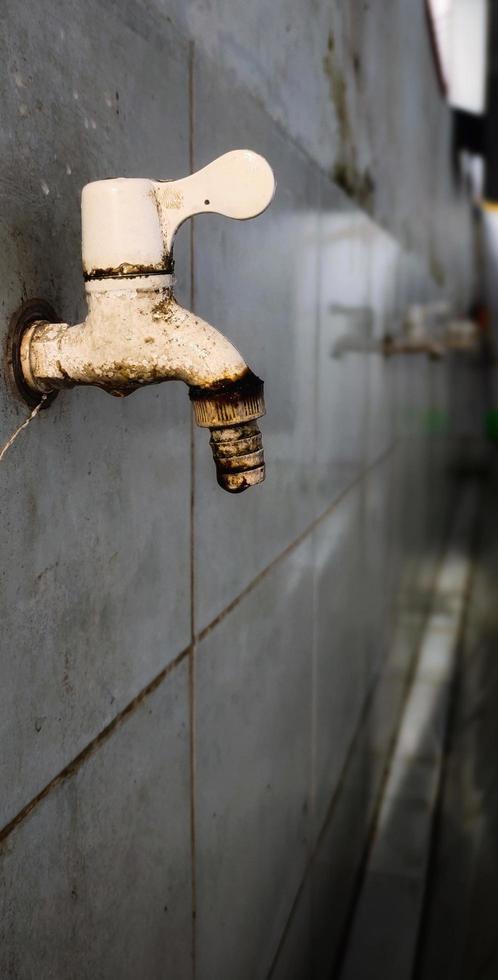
[0,2,478,978]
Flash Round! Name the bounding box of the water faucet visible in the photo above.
[384,302,448,358]
[10,150,275,493]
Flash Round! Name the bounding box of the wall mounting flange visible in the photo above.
[8,298,61,409]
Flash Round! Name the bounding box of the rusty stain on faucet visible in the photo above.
[85,260,175,280]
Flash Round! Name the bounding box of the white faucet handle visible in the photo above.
[81,150,275,279]
[154,150,276,252]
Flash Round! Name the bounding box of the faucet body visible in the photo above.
[14,151,275,492]
[20,277,248,394]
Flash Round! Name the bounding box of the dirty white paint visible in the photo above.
[21,279,249,392]
[19,151,273,494]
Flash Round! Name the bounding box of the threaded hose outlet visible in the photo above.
[189,370,266,493]
[209,420,265,493]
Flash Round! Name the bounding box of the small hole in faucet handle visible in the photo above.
[204,199,210,205]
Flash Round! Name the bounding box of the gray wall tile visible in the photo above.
[0,660,193,980]
[0,0,479,975]
[316,189,370,510]
[268,880,312,980]
[339,871,424,980]
[312,484,366,838]
[0,0,192,828]
[192,55,320,630]
[311,718,374,980]
[194,539,313,980]
[148,0,476,296]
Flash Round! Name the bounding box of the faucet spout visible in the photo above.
[19,277,266,492]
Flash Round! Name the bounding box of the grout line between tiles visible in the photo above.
[266,480,459,980]
[0,644,192,846]
[196,441,397,646]
[411,487,483,980]
[266,871,309,979]
[115,0,446,289]
[0,441,396,848]
[330,539,453,978]
[188,38,198,980]
[266,591,425,980]
[189,36,196,647]
[188,647,197,980]
[266,579,430,980]
[178,25,441,286]
[334,485,480,980]
[308,157,324,892]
